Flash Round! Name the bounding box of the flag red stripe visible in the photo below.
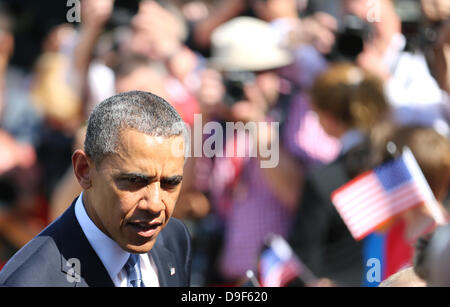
[353,201,425,240]
[352,184,423,222]
[331,151,431,240]
[333,181,426,240]
[331,170,373,198]
[334,177,384,216]
[333,174,380,207]
[351,191,424,238]
[342,184,422,231]
[340,183,421,224]
[334,179,381,208]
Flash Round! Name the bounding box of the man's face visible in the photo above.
[84,129,185,253]
[225,70,281,122]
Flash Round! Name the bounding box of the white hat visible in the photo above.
[210,17,293,72]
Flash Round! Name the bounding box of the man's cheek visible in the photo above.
[164,199,177,220]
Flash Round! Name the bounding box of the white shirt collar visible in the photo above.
[74,192,130,282]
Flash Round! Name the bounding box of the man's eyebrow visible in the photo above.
[116,173,154,181]
[161,175,183,184]
[115,173,182,183]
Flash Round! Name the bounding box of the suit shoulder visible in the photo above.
[0,235,61,286]
[166,218,189,232]
[158,218,192,285]
[163,218,191,244]
[158,218,192,261]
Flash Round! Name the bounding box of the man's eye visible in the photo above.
[161,179,182,189]
[127,177,149,185]
[115,175,150,191]
[161,183,179,190]
[128,177,138,183]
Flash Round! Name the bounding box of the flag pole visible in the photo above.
[245,270,261,287]
[402,147,447,225]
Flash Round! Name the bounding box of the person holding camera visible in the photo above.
[338,0,450,137]
[420,0,450,94]
[195,16,313,283]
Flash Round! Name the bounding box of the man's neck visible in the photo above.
[81,191,111,239]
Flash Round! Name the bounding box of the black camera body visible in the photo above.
[327,14,373,61]
[222,71,256,107]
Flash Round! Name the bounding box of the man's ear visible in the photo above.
[72,149,93,190]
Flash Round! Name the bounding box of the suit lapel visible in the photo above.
[53,200,115,287]
[150,235,179,287]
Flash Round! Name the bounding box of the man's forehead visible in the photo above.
[105,154,184,177]
[97,130,184,165]
[117,129,185,149]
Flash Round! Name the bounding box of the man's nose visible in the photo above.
[139,182,164,213]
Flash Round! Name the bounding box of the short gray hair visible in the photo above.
[85,90,189,166]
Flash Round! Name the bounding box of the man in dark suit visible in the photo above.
[0,91,192,286]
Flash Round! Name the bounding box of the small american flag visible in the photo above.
[258,234,317,287]
[331,147,434,241]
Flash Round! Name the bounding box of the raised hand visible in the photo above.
[131,0,185,60]
[81,0,115,29]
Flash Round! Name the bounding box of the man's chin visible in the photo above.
[120,224,163,253]
[122,240,156,254]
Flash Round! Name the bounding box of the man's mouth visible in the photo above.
[128,221,163,238]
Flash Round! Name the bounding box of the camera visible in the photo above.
[327,14,372,61]
[395,0,449,51]
[222,71,256,107]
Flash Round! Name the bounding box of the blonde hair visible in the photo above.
[310,62,389,132]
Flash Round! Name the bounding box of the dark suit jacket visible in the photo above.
[289,140,378,286]
[0,198,192,287]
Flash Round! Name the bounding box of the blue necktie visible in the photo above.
[124,254,144,287]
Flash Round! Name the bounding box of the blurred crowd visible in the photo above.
[0,0,449,287]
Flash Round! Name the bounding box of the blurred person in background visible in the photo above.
[422,223,450,286]
[49,125,86,221]
[189,1,341,285]
[42,0,116,221]
[0,5,46,268]
[288,63,391,286]
[130,0,206,96]
[418,0,450,94]
[364,125,450,286]
[254,0,342,169]
[339,0,450,137]
[30,0,115,202]
[381,126,450,238]
[188,0,339,58]
[30,24,81,134]
[194,16,310,284]
[74,0,117,116]
[197,0,342,167]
